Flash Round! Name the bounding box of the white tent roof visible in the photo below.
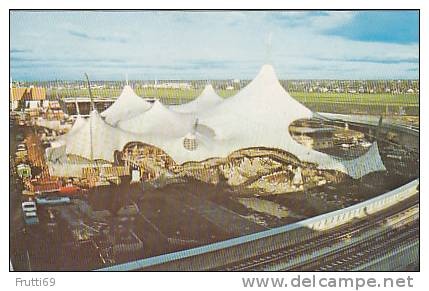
[101,85,152,125]
[117,100,195,137]
[54,115,87,145]
[67,115,87,135]
[194,65,385,178]
[342,142,386,179]
[48,64,386,179]
[170,84,223,114]
[59,110,134,161]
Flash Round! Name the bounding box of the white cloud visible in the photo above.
[10,11,419,80]
[308,11,355,31]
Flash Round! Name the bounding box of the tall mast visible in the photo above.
[75,96,80,116]
[84,73,94,162]
[84,73,95,111]
[265,32,273,64]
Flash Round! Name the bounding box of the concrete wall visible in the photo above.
[306,179,419,231]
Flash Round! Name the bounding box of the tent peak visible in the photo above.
[90,109,99,117]
[150,99,173,115]
[122,84,134,93]
[258,64,277,78]
[200,84,222,101]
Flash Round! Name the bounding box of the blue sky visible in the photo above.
[10,11,419,80]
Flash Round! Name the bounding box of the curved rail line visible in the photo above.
[217,197,419,271]
[289,218,419,271]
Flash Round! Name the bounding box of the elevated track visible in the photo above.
[223,199,418,271]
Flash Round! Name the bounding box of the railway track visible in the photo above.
[215,195,419,271]
[289,217,419,271]
[325,229,417,271]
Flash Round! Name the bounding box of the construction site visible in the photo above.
[10,64,419,271]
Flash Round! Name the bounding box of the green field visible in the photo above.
[50,88,202,100]
[49,87,240,103]
[50,87,419,115]
[290,92,419,106]
[52,88,418,105]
